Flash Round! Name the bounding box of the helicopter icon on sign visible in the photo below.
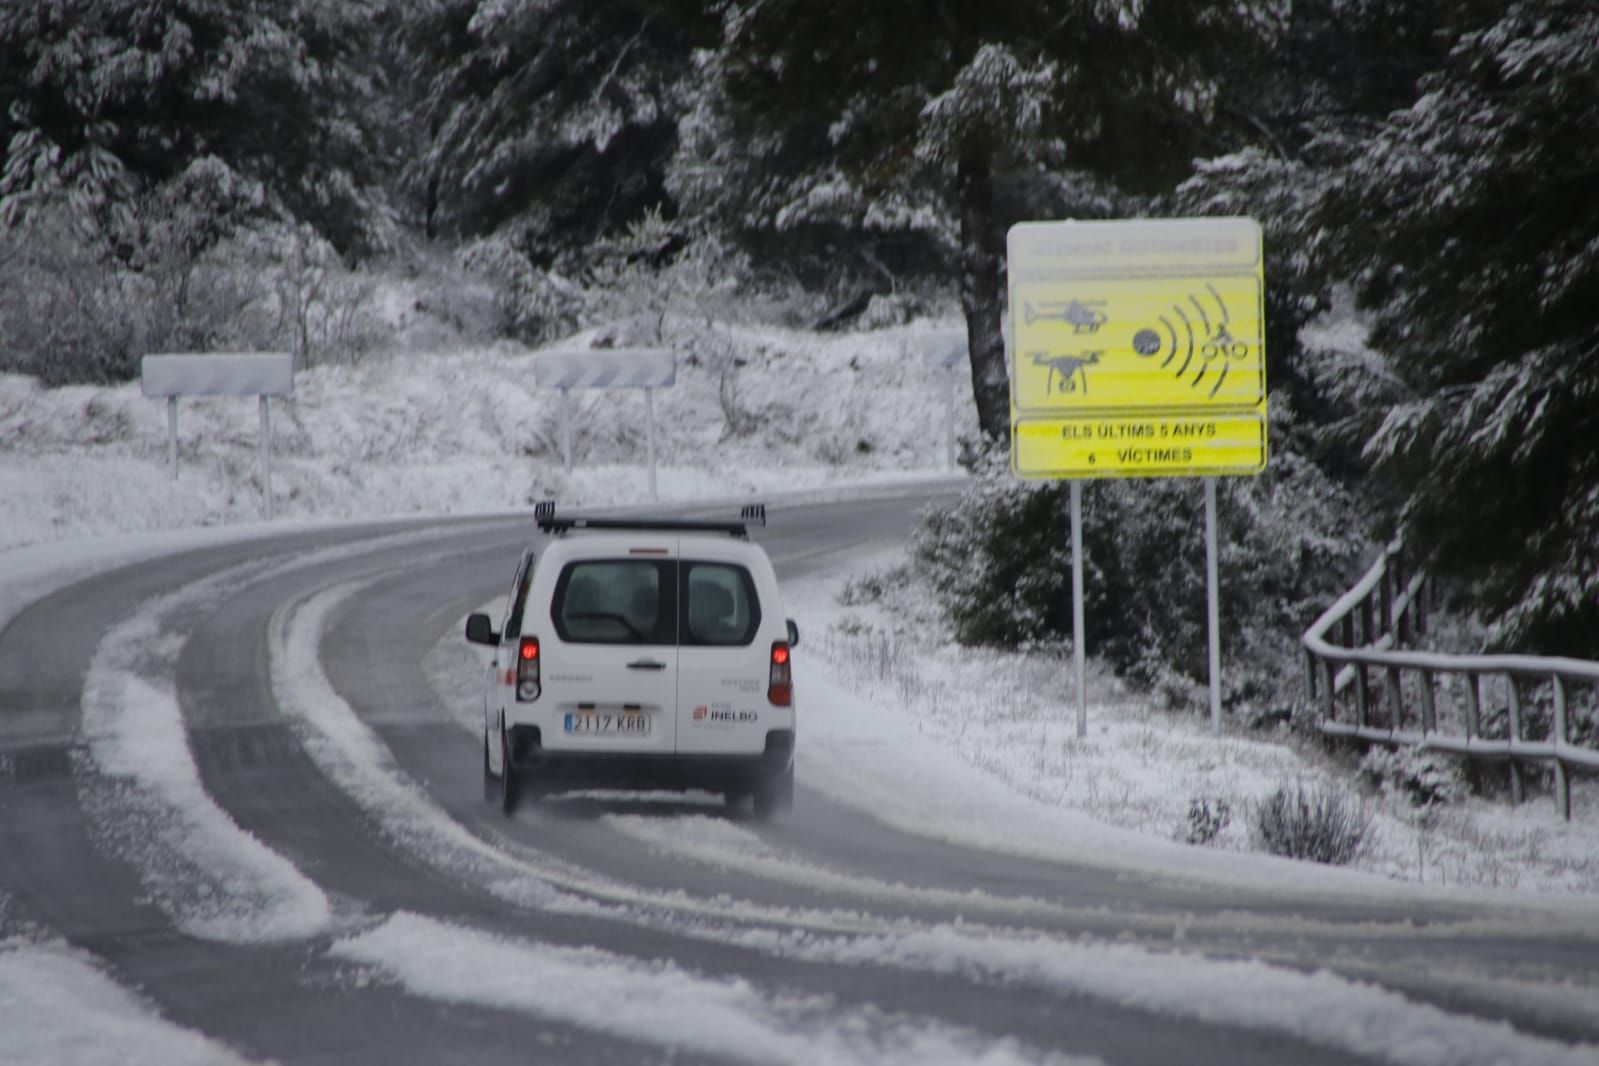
[1023,299,1107,334]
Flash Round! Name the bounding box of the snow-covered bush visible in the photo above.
[0,201,147,384]
[0,156,400,383]
[1251,782,1372,865]
[0,161,285,385]
[253,225,383,368]
[459,236,586,345]
[1358,746,1467,808]
[912,443,1368,720]
[1183,795,1233,846]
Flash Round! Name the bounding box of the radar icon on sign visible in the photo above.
[1131,282,1254,399]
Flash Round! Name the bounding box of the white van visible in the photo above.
[466,505,797,818]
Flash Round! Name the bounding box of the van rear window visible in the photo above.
[681,562,760,646]
[551,560,675,645]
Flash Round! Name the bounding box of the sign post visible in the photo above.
[535,348,676,500]
[919,330,967,470]
[1007,218,1267,735]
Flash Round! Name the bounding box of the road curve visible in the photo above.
[1,491,1595,1066]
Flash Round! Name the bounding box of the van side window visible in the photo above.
[552,560,675,645]
[503,551,537,638]
[681,562,760,646]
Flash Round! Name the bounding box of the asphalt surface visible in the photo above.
[1,490,1596,1065]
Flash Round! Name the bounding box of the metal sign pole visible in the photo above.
[645,386,658,500]
[259,395,273,520]
[944,365,956,469]
[1205,477,1222,734]
[166,397,179,481]
[561,388,573,475]
[1071,479,1087,738]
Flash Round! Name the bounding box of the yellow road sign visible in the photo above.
[1007,218,1268,480]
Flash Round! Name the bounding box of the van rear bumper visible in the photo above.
[506,726,793,795]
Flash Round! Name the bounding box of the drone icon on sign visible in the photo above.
[1030,351,1101,396]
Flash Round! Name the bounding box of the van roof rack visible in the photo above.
[534,501,765,539]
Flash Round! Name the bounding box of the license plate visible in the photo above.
[564,711,650,736]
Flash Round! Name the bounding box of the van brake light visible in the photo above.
[768,641,792,706]
[517,636,541,701]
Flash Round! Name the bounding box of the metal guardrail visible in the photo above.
[1302,541,1599,820]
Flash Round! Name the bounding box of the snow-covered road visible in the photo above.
[2,491,1597,1065]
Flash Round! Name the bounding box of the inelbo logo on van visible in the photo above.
[691,704,758,727]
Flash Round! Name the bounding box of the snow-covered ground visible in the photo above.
[3,314,1596,899]
[4,312,1599,1063]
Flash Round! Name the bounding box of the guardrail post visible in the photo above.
[1360,596,1373,646]
[1507,676,1524,805]
[1386,666,1404,731]
[1420,669,1437,735]
[1380,550,1394,637]
[1356,662,1370,729]
[1553,676,1570,820]
[1464,672,1481,740]
[1322,659,1337,722]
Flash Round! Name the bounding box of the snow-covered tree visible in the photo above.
[401,0,713,258]
[678,0,1282,442]
[0,0,393,253]
[1318,0,1599,654]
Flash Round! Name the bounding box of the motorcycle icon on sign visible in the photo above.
[1024,300,1107,334]
[1202,323,1249,362]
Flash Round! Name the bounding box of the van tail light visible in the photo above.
[768,642,792,706]
[517,636,541,701]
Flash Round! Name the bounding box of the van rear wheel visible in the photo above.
[483,730,500,804]
[500,719,519,816]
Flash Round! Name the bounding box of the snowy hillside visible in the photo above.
[0,317,973,551]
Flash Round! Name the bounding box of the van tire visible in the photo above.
[483,730,500,804]
[500,719,519,816]
[752,766,793,820]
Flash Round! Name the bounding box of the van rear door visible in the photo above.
[675,559,768,756]
[539,544,679,755]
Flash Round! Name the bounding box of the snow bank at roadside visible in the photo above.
[0,940,257,1066]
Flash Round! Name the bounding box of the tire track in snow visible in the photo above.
[330,910,1095,1066]
[75,525,488,942]
[79,571,334,942]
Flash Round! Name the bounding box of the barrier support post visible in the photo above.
[167,397,179,480]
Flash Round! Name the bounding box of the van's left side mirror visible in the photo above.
[786,619,800,647]
[465,612,500,646]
